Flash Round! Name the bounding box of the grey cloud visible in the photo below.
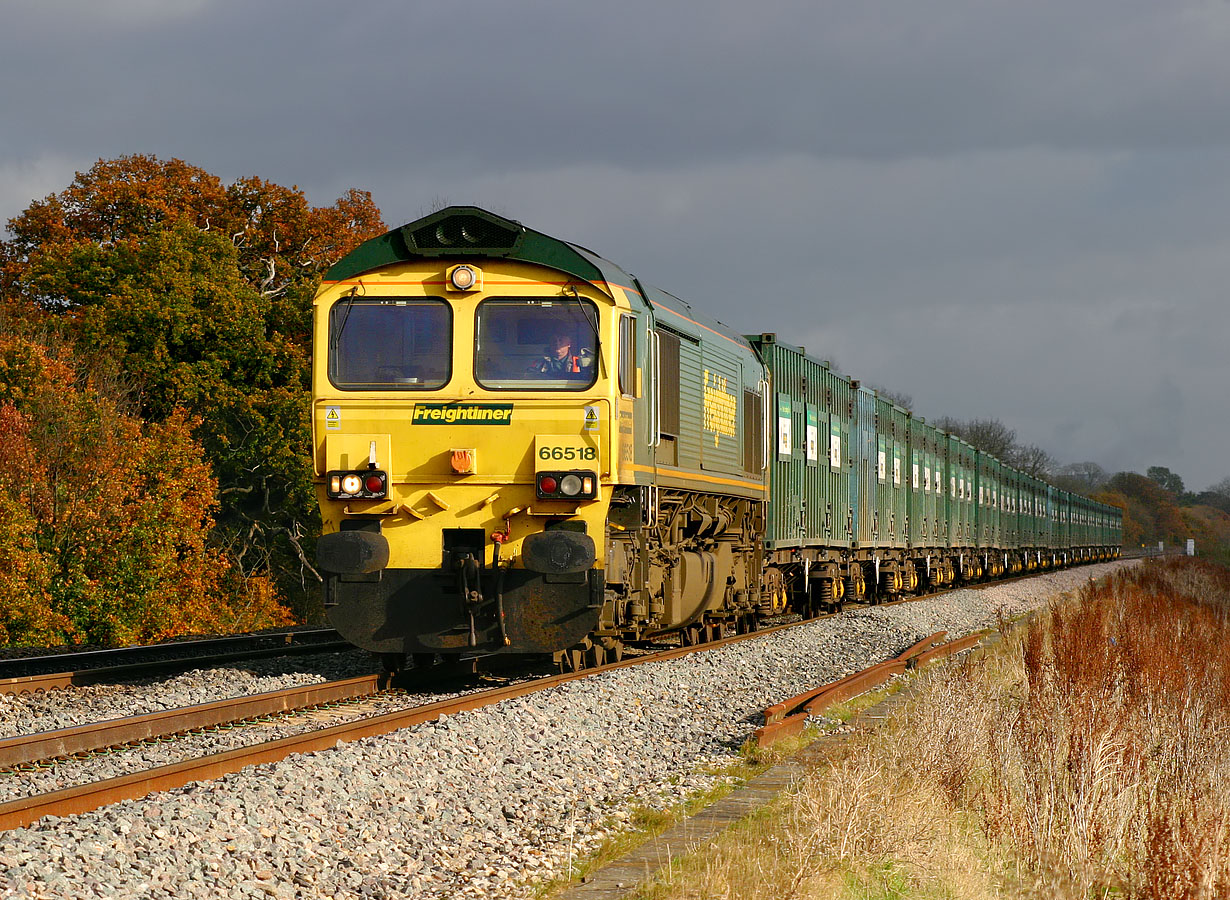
[1,0,1228,490]
[7,1,1230,180]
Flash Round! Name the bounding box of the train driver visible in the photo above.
[528,327,594,377]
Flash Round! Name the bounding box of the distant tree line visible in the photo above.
[0,155,385,645]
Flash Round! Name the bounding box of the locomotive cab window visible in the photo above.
[475,298,599,390]
[329,298,451,390]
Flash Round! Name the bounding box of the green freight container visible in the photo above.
[749,335,852,551]
[1056,488,1072,551]
[1020,472,1046,550]
[878,394,910,549]
[907,416,946,549]
[1001,466,1022,551]
[946,434,976,547]
[975,452,1002,549]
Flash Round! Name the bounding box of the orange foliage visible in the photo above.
[989,560,1230,894]
[0,405,68,645]
[2,154,383,318]
[0,155,385,621]
[0,332,292,646]
[1101,472,1187,549]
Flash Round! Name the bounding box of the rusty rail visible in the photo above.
[753,630,988,748]
[0,674,389,771]
[0,638,353,696]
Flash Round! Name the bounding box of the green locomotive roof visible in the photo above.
[326,205,756,353]
[325,205,620,290]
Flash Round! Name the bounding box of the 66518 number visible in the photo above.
[538,446,597,461]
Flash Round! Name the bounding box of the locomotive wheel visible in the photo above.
[586,644,607,668]
[380,653,407,674]
[411,653,436,669]
[606,639,624,663]
[563,648,585,672]
[441,654,478,675]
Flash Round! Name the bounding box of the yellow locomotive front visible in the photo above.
[312,210,627,667]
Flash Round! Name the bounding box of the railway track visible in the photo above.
[0,565,1099,832]
[0,605,860,831]
[0,628,351,695]
[0,561,1136,900]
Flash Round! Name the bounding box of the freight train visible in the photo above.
[311,207,1122,671]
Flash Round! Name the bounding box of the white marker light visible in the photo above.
[449,265,479,291]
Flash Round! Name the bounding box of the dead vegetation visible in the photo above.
[634,559,1230,899]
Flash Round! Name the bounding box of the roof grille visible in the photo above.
[405,214,520,254]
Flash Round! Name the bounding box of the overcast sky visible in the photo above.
[3,0,1228,491]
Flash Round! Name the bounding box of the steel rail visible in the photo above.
[0,674,389,771]
[0,639,353,696]
[753,630,990,747]
[0,628,342,677]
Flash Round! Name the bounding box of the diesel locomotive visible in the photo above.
[311,207,1122,671]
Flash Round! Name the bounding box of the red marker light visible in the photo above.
[539,475,558,495]
[365,474,385,494]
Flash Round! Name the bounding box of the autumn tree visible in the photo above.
[0,404,64,645]
[2,155,383,316]
[0,331,291,644]
[1104,471,1187,549]
[1,155,385,618]
[1194,478,1230,515]
[1053,460,1110,493]
[1146,465,1186,497]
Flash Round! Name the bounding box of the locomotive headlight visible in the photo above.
[447,264,481,292]
[535,470,598,499]
[327,468,388,499]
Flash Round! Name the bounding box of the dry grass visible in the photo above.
[634,559,1230,900]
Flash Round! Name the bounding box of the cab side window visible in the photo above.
[618,315,636,397]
